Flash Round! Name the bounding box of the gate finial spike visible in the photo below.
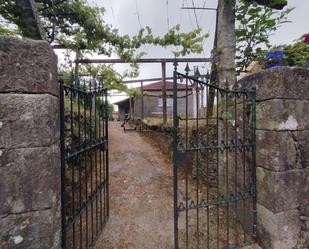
[194,66,201,79]
[185,63,190,75]
[173,59,178,71]
[206,70,210,79]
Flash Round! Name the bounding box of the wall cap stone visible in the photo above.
[0,36,58,96]
[237,67,309,100]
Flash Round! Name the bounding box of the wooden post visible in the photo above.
[161,62,167,126]
[141,81,144,119]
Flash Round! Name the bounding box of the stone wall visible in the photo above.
[0,36,61,249]
[238,67,309,249]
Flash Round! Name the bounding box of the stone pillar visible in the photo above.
[0,36,61,249]
[238,67,309,249]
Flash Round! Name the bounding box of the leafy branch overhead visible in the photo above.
[59,63,143,97]
[235,0,293,73]
[0,0,208,61]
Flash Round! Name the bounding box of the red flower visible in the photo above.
[304,34,309,44]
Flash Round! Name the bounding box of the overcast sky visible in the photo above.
[61,0,308,105]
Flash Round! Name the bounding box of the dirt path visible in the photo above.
[95,122,175,249]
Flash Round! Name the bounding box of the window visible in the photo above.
[158,98,173,107]
[167,98,173,107]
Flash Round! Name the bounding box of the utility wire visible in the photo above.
[191,0,200,30]
[181,0,216,69]
[89,1,106,29]
[185,0,194,30]
[109,0,116,23]
[191,0,207,67]
[199,0,207,23]
[135,0,142,29]
[166,0,170,30]
[179,0,185,26]
[134,0,149,53]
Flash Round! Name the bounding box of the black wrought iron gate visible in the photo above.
[172,63,256,249]
[60,77,109,249]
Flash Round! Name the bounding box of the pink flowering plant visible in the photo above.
[304,34,309,45]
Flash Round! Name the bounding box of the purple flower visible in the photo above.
[211,49,215,55]
[267,63,275,68]
[266,51,275,58]
[212,57,219,63]
[274,51,284,60]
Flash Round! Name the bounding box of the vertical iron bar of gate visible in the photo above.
[252,88,257,240]
[185,64,189,249]
[103,81,106,225]
[70,76,75,249]
[195,79,200,247]
[99,80,103,229]
[60,80,67,249]
[216,83,220,249]
[84,80,89,248]
[77,80,82,248]
[234,89,239,245]
[205,82,210,249]
[94,79,99,239]
[89,84,94,245]
[224,83,230,247]
[105,88,110,219]
[242,92,247,244]
[173,62,179,249]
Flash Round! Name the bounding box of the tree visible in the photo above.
[0,0,44,39]
[206,0,290,118]
[0,0,208,62]
[214,0,290,85]
[216,0,237,85]
[236,0,293,73]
